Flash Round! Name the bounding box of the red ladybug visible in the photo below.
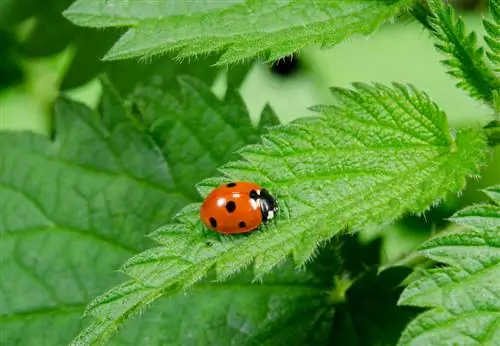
[200,181,278,234]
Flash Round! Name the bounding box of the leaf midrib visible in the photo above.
[3,225,138,253]
[35,152,191,201]
[147,141,451,292]
[216,143,457,274]
[0,303,85,322]
[403,257,500,307]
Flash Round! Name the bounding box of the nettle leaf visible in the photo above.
[73,82,488,345]
[0,0,222,92]
[0,85,189,345]
[0,77,274,345]
[483,0,500,70]
[107,243,338,346]
[397,185,500,345]
[422,0,500,103]
[63,0,415,65]
[129,76,267,200]
[62,37,221,93]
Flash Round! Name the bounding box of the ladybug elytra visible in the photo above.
[200,181,278,234]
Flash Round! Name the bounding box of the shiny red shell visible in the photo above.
[200,182,264,234]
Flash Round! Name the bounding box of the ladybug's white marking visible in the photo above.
[216,198,226,207]
[250,198,259,210]
[267,210,275,220]
[233,193,241,198]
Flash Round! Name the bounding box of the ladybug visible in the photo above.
[200,181,278,234]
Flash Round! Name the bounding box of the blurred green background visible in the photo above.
[1,0,498,262]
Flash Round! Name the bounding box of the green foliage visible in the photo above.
[397,185,500,345]
[63,41,221,94]
[483,0,500,70]
[0,77,273,345]
[129,77,265,199]
[332,267,422,345]
[105,255,337,346]
[484,119,500,146]
[16,0,76,57]
[0,0,221,92]
[419,0,500,103]
[0,0,51,29]
[0,29,23,89]
[63,0,415,65]
[70,80,487,345]
[2,1,500,345]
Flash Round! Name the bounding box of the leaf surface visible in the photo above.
[420,0,500,103]
[63,0,415,65]
[0,77,272,345]
[107,246,337,346]
[129,76,264,199]
[398,185,500,345]
[74,82,488,345]
[483,0,500,70]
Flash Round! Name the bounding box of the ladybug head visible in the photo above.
[259,189,278,222]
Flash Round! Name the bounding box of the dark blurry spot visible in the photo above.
[269,55,300,77]
[130,101,142,117]
[400,203,456,234]
[451,0,484,11]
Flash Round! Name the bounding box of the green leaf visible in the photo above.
[422,0,500,104]
[483,0,500,70]
[332,267,422,345]
[484,119,500,146]
[0,77,273,345]
[59,28,126,90]
[106,244,338,346]
[62,37,221,93]
[129,76,267,200]
[1,0,223,92]
[258,104,281,133]
[0,90,186,345]
[397,185,500,345]
[74,82,488,345]
[63,0,415,65]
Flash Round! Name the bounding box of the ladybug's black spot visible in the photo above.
[239,221,247,228]
[249,190,259,200]
[209,217,217,228]
[225,201,236,213]
[226,182,237,187]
